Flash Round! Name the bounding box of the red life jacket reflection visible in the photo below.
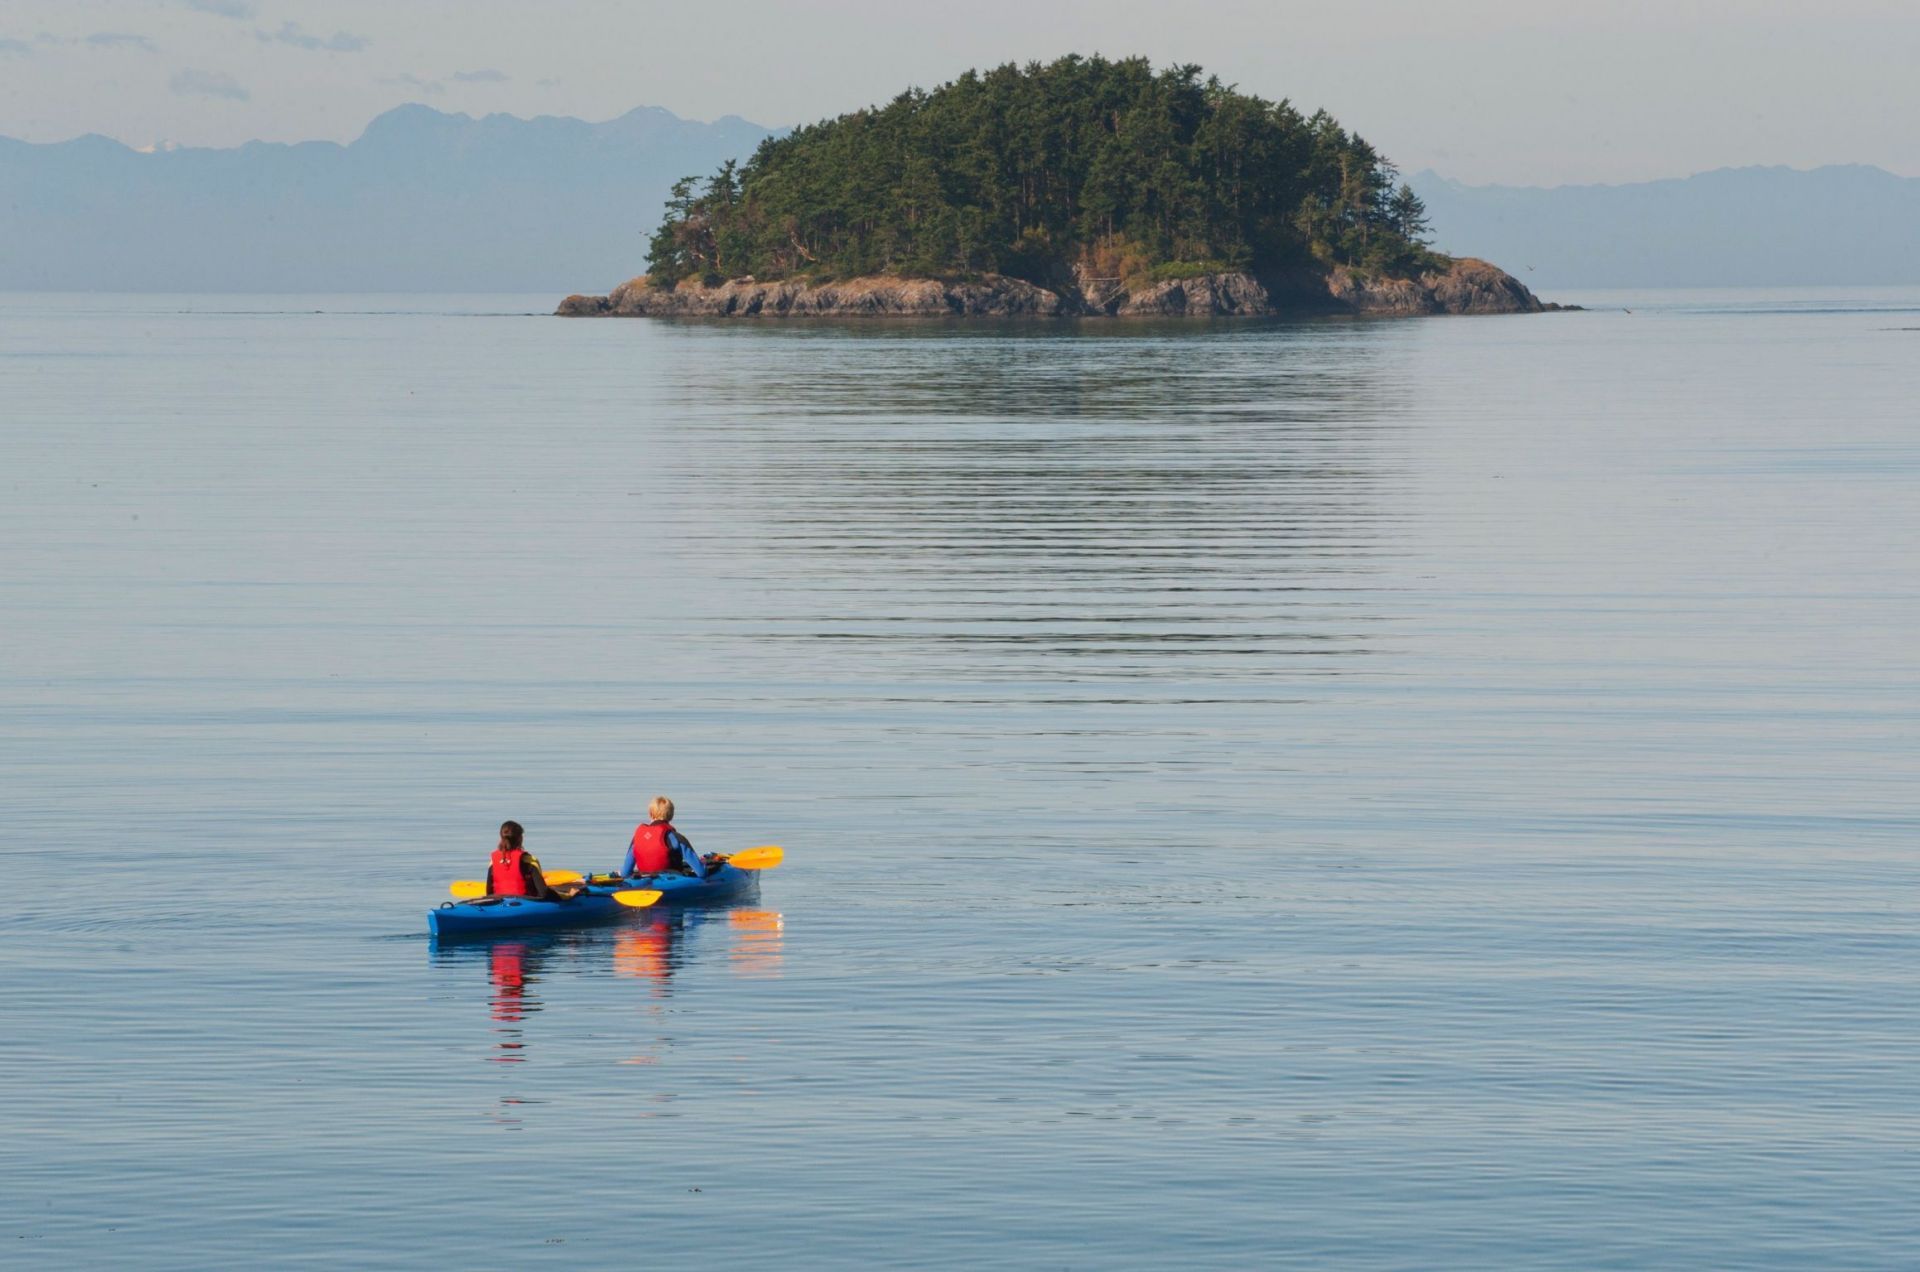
[490,943,529,1024]
[629,821,673,874]
[490,846,532,896]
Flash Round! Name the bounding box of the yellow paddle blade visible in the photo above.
[542,870,583,886]
[449,880,487,899]
[612,889,663,908]
[728,845,784,871]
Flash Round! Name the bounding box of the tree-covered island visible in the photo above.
[559,56,1549,318]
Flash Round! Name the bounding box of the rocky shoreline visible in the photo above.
[558,257,1560,319]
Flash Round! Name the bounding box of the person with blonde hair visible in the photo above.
[621,795,707,878]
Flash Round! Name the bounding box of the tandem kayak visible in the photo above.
[428,864,760,940]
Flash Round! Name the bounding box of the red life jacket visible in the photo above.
[490,846,533,897]
[629,821,674,874]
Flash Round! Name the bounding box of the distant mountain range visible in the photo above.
[1410,165,1920,290]
[0,104,772,292]
[2,104,1915,292]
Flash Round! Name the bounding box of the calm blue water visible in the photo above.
[2,290,1916,1268]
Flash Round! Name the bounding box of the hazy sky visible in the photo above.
[2,0,1915,185]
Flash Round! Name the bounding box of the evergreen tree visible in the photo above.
[1389,183,1431,245]
[643,56,1443,288]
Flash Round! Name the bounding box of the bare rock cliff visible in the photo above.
[558,257,1553,318]
[561,273,1065,317]
[1323,258,1547,315]
[1073,266,1277,316]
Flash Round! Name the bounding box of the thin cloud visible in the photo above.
[12,31,158,51]
[537,77,560,88]
[85,32,157,51]
[382,72,445,96]
[452,68,508,83]
[170,68,249,100]
[185,0,255,16]
[256,21,368,52]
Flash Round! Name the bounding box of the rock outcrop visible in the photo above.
[558,257,1555,319]
[561,273,1067,317]
[1324,258,1548,315]
[1072,265,1279,316]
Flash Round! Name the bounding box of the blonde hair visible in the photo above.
[648,796,674,823]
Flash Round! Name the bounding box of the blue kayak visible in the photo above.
[427,865,760,940]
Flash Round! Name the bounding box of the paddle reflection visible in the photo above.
[611,916,676,991]
[610,908,785,986]
[727,909,784,977]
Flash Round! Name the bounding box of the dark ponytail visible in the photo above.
[499,820,524,851]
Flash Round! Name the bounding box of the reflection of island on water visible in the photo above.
[649,322,1411,685]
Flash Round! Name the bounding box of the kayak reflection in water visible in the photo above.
[613,910,786,988]
[620,796,715,879]
[488,820,582,900]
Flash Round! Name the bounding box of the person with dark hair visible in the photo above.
[486,821,579,899]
